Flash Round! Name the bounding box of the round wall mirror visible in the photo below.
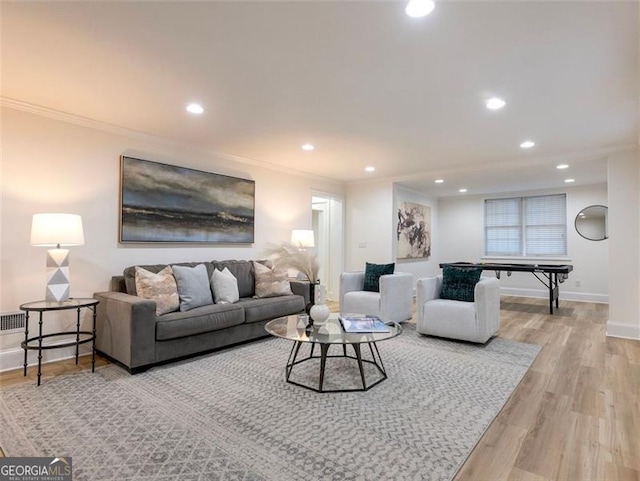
[575,205,608,241]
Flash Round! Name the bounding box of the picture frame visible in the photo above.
[120,156,255,243]
[396,201,431,259]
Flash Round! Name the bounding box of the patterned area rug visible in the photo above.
[0,325,540,481]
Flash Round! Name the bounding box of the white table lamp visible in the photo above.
[290,229,315,249]
[31,213,85,302]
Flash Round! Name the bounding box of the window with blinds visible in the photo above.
[485,194,567,257]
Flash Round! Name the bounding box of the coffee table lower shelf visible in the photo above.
[285,341,388,393]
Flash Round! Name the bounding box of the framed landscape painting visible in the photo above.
[120,156,255,243]
[397,201,431,259]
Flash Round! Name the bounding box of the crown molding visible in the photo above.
[1,97,342,184]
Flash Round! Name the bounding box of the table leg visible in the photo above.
[554,273,560,309]
[75,307,81,364]
[318,344,330,392]
[352,344,367,390]
[548,273,554,315]
[286,341,302,381]
[37,312,43,386]
[23,312,29,377]
[91,306,97,372]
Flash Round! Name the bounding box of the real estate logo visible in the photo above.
[0,457,72,481]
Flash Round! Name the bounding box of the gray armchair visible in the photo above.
[416,275,500,343]
[339,271,413,323]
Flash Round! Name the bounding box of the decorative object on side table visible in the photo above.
[30,213,85,302]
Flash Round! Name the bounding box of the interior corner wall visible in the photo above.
[0,107,344,365]
[344,180,394,271]
[437,183,609,303]
[607,150,640,339]
[394,185,440,286]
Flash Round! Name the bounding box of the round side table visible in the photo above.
[19,298,99,386]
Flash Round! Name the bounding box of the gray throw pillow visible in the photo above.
[172,264,214,311]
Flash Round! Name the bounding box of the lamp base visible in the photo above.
[45,248,70,302]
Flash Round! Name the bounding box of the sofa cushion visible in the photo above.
[156,303,245,341]
[124,262,214,296]
[213,260,255,298]
[134,266,180,316]
[240,295,305,324]
[211,267,240,304]
[172,264,214,311]
[440,265,483,302]
[363,262,395,292]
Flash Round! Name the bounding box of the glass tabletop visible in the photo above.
[265,314,402,345]
[19,298,99,311]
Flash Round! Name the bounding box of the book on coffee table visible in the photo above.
[339,315,390,333]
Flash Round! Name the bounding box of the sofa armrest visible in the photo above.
[416,276,442,323]
[379,272,413,323]
[339,272,365,307]
[94,291,157,372]
[474,277,501,334]
[289,280,311,306]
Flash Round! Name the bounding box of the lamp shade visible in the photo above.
[290,229,315,248]
[31,213,85,247]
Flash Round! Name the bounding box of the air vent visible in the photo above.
[1,311,26,334]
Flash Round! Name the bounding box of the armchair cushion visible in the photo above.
[363,262,395,292]
[440,265,482,302]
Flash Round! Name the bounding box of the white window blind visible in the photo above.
[485,194,567,257]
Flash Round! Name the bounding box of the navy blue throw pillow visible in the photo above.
[363,262,395,292]
[440,265,482,302]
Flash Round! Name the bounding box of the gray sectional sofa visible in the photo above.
[94,260,308,373]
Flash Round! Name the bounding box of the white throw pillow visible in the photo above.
[134,266,180,316]
[211,267,240,304]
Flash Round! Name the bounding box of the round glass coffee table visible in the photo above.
[265,314,402,393]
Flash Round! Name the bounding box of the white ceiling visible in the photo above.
[2,1,637,196]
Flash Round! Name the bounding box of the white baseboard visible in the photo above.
[606,321,640,340]
[499,287,608,304]
[0,344,92,373]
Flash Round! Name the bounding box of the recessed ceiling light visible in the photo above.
[365,166,376,172]
[459,188,468,193]
[557,164,569,169]
[485,97,506,110]
[405,0,435,18]
[564,178,575,183]
[434,179,444,184]
[520,141,535,149]
[186,103,204,114]
[301,143,314,151]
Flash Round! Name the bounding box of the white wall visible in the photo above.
[344,179,395,271]
[437,183,609,302]
[394,185,440,285]
[607,150,640,339]
[0,107,344,367]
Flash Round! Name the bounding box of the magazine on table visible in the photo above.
[339,314,390,333]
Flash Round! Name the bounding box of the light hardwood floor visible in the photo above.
[1,296,639,480]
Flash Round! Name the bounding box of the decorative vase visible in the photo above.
[305,281,317,314]
[309,284,330,326]
[310,303,330,326]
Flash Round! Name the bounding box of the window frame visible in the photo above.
[484,193,568,258]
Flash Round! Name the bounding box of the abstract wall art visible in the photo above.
[397,201,431,259]
[120,156,255,243]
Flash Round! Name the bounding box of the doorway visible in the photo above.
[312,193,344,301]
